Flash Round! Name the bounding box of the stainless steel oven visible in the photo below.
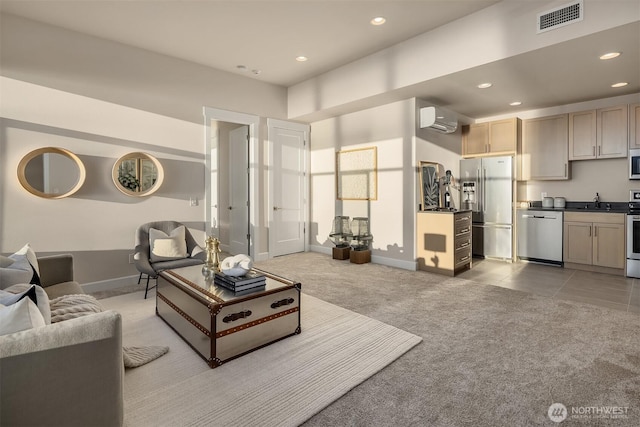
[626,190,640,277]
[630,149,640,179]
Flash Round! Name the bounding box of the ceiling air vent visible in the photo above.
[537,0,583,34]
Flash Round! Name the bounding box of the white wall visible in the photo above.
[309,98,462,269]
[0,14,289,284]
[0,77,204,250]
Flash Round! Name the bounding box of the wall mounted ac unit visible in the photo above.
[419,106,458,133]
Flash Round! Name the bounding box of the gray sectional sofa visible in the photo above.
[0,254,124,426]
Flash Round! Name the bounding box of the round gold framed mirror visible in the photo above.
[17,147,86,199]
[112,152,164,197]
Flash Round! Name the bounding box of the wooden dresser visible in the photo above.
[417,210,472,276]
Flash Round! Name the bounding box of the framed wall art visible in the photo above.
[419,161,444,210]
[336,147,377,200]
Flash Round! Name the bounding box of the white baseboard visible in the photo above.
[82,275,140,293]
[371,255,417,271]
[255,252,269,262]
[309,245,417,271]
[309,245,331,255]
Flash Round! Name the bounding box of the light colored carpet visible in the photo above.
[253,253,640,426]
[99,290,422,426]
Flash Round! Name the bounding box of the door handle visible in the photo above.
[483,169,487,210]
[228,206,233,210]
[273,206,280,211]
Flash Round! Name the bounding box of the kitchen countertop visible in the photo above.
[418,208,472,214]
[519,201,629,214]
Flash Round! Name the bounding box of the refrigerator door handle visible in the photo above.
[483,168,487,214]
[476,168,482,213]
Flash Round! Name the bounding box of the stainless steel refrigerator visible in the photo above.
[459,156,513,260]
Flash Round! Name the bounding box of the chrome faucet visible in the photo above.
[594,192,600,208]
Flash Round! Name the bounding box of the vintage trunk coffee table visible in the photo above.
[156,264,301,368]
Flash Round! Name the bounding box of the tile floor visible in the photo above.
[458,258,640,314]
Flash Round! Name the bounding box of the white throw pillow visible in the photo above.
[149,226,188,262]
[0,256,14,268]
[0,255,33,290]
[0,284,51,325]
[13,243,40,278]
[0,297,46,336]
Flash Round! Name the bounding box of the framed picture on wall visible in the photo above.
[419,161,444,210]
[336,147,377,200]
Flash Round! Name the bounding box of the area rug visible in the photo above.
[99,290,422,426]
[123,345,169,368]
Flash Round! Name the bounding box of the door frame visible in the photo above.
[204,107,260,260]
[266,118,310,257]
[228,125,250,256]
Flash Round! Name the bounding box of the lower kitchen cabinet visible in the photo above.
[417,210,472,276]
[563,212,625,274]
[564,222,593,265]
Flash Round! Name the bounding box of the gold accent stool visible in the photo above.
[202,236,222,277]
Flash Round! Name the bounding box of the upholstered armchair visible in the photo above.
[134,221,206,298]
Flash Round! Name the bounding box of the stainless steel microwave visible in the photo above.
[631,149,640,179]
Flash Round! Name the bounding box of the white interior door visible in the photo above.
[229,125,249,255]
[268,120,309,257]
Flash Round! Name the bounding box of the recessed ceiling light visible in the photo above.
[296,56,308,62]
[477,83,492,89]
[611,82,628,88]
[510,101,522,106]
[251,69,261,75]
[371,16,386,25]
[600,52,621,60]
[236,65,248,71]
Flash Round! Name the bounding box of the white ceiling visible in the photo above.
[1,0,638,119]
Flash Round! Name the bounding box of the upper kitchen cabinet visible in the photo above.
[521,114,569,180]
[569,105,628,160]
[462,118,520,157]
[629,103,640,149]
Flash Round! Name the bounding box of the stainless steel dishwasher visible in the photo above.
[516,209,563,266]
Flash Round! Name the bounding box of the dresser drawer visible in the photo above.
[454,213,472,224]
[454,248,472,267]
[455,223,471,238]
[455,235,472,251]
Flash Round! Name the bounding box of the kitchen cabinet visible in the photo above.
[462,118,520,157]
[569,105,628,160]
[521,114,569,180]
[563,212,625,273]
[629,103,640,149]
[462,123,488,156]
[417,210,471,276]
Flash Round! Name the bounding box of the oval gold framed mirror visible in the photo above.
[17,147,86,199]
[112,152,164,197]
